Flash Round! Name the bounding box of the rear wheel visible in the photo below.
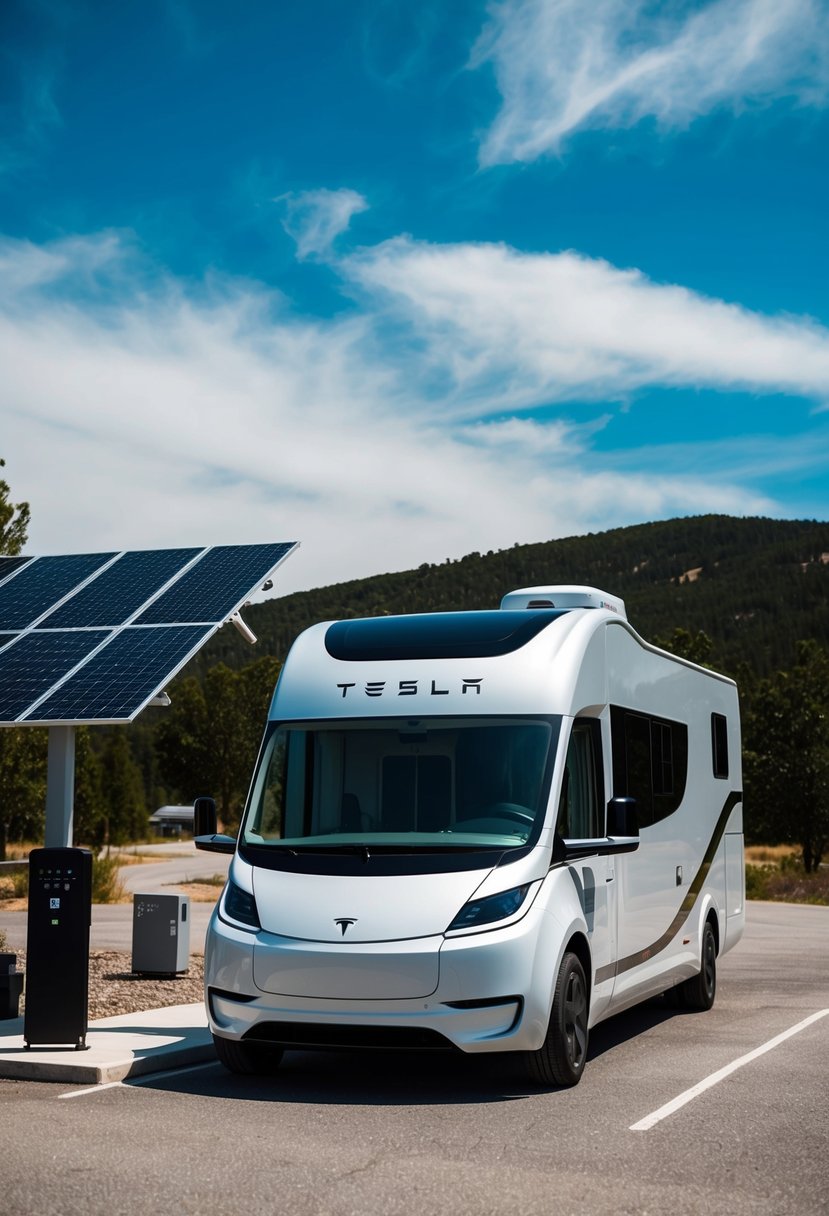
[669,919,717,1011]
[212,1033,284,1075]
[524,951,589,1087]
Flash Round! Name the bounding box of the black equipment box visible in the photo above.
[132,893,190,975]
[0,954,23,1020]
[24,847,93,1050]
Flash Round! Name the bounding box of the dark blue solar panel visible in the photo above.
[0,630,110,721]
[0,556,33,585]
[135,543,295,625]
[0,553,116,631]
[27,625,212,723]
[1,542,297,723]
[39,547,201,629]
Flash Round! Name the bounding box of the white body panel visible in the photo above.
[204,587,744,1061]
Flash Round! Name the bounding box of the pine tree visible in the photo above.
[0,458,30,556]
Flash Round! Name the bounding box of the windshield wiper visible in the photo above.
[277,843,372,862]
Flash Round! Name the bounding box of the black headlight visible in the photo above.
[221,879,261,931]
[448,884,530,932]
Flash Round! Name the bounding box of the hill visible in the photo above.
[200,515,829,679]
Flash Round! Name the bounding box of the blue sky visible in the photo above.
[1,0,828,594]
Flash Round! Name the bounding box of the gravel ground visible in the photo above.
[13,950,205,1019]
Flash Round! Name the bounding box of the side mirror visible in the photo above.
[607,795,638,838]
[555,795,640,862]
[193,796,236,854]
[193,796,218,837]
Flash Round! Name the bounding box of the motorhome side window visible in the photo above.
[556,719,603,839]
[610,707,688,828]
[711,713,729,779]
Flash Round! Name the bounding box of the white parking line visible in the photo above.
[629,1009,829,1132]
[59,1081,124,1099]
[58,1060,216,1100]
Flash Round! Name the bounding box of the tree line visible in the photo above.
[1,457,827,869]
[0,658,279,858]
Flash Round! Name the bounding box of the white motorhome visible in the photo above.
[196,586,744,1085]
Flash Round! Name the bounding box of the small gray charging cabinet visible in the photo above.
[131,893,190,975]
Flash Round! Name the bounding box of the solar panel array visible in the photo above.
[0,542,297,726]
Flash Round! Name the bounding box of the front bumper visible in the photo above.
[205,901,559,1055]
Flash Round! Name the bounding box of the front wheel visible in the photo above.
[523,951,589,1087]
[212,1033,284,1076]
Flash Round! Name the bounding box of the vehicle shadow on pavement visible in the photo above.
[133,1001,686,1105]
[136,1047,536,1105]
[585,996,681,1062]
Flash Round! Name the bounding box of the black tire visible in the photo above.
[523,951,589,1087]
[673,919,717,1012]
[212,1033,284,1076]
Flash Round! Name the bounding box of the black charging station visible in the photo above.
[24,847,93,1050]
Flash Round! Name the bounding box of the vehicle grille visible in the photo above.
[243,1022,456,1052]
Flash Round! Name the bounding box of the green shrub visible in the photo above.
[91,852,126,904]
[744,864,770,900]
[11,867,28,898]
[745,857,829,905]
[0,866,28,899]
[777,851,804,874]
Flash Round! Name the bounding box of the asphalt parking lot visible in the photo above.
[2,901,827,1216]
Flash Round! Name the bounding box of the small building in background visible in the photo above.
[149,805,194,837]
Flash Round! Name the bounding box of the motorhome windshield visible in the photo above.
[242,717,558,853]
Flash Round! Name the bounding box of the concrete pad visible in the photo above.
[0,1003,214,1084]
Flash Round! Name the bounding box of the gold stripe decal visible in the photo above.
[595,790,742,986]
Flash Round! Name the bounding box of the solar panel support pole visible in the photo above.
[45,726,76,848]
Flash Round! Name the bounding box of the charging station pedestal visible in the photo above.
[24,847,93,1050]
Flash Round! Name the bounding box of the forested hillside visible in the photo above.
[202,515,829,678]
[3,514,828,859]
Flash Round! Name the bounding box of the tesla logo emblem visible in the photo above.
[335,918,357,935]
[336,678,483,699]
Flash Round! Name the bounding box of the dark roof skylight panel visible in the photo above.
[39,547,202,629]
[0,553,116,631]
[135,542,296,625]
[0,629,110,722]
[26,624,212,723]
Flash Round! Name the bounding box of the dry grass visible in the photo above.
[744,844,800,865]
[3,842,35,861]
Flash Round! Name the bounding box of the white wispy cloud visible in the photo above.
[0,229,813,593]
[277,188,369,260]
[473,0,829,163]
[0,232,130,295]
[345,237,829,411]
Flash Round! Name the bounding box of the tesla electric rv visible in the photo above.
[196,585,744,1085]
